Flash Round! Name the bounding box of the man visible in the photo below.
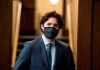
[13,11,75,70]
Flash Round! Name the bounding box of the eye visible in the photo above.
[47,23,51,26]
[54,24,59,28]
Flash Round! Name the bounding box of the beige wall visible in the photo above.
[66,0,78,69]
[36,0,63,16]
[71,0,78,69]
[12,0,22,67]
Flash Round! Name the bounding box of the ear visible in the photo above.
[41,24,44,30]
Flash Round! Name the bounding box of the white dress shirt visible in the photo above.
[42,34,56,70]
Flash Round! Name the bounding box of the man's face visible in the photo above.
[41,17,59,30]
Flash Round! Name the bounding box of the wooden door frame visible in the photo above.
[0,0,12,70]
[77,0,93,69]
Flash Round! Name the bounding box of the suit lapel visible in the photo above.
[38,37,50,69]
[54,40,62,69]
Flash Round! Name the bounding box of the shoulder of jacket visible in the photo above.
[24,36,41,46]
[57,40,69,47]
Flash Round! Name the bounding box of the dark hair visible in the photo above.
[40,11,64,29]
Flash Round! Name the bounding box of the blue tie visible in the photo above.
[47,43,52,69]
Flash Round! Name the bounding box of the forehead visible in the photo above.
[46,17,58,22]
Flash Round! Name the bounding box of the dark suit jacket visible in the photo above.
[13,36,75,70]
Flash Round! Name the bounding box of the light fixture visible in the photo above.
[49,0,60,5]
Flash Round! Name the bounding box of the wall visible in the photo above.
[66,0,78,69]
[70,0,78,69]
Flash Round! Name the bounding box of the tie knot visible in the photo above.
[48,43,52,48]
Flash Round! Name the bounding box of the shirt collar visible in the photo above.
[42,34,55,46]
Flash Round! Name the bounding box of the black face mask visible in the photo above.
[43,27,59,39]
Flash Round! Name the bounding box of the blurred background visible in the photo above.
[0,0,100,70]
